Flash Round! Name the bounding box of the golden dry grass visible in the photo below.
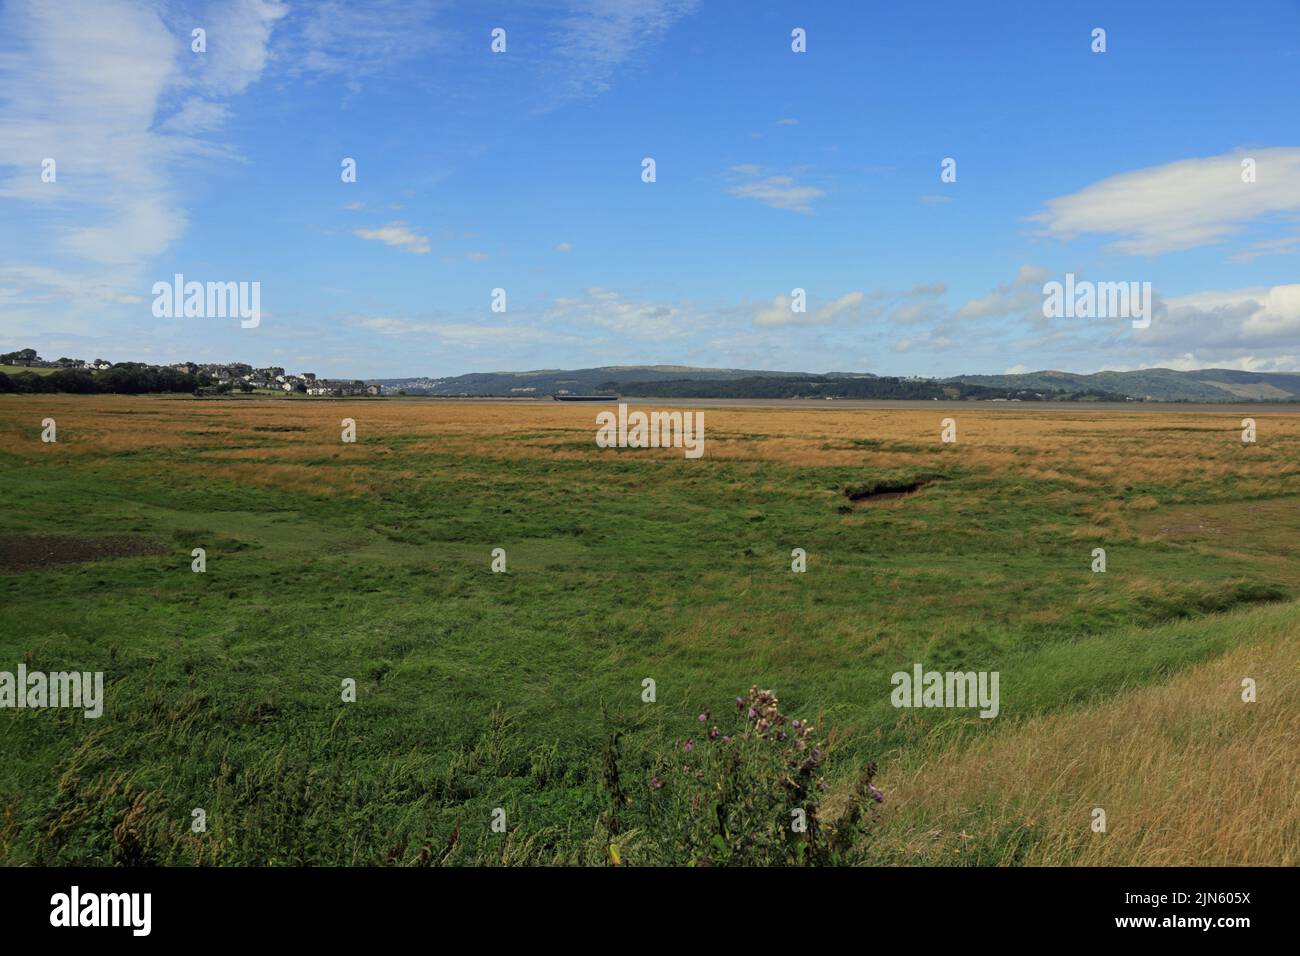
[4,396,1298,542]
[867,606,1300,865]
[4,396,1297,476]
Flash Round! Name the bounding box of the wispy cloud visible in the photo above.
[955,265,1049,319]
[1031,148,1300,255]
[286,0,445,86]
[352,287,708,354]
[545,0,699,105]
[195,0,289,95]
[1144,284,1300,351]
[1228,235,1300,262]
[754,282,949,329]
[0,263,144,307]
[158,99,231,134]
[2,1,175,265]
[0,0,287,353]
[547,287,694,339]
[354,221,431,254]
[354,316,440,335]
[0,0,284,272]
[352,313,583,352]
[728,165,825,214]
[754,291,865,328]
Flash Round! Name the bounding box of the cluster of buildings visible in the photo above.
[171,362,380,396]
[2,352,114,371]
[2,349,381,396]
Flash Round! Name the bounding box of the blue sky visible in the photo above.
[2,0,1299,378]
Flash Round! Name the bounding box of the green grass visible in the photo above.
[0,423,1295,865]
[0,365,58,376]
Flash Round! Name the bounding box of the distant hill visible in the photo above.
[949,368,1300,402]
[608,374,1128,402]
[370,365,804,397]
[369,365,1300,402]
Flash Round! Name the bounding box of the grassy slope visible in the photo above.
[862,600,1299,865]
[0,400,1296,864]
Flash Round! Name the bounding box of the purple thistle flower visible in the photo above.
[684,738,693,753]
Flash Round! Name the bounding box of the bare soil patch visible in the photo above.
[0,534,167,572]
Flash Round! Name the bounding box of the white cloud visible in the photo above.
[547,0,699,103]
[353,222,431,254]
[892,334,955,354]
[0,0,282,273]
[159,99,231,134]
[197,0,289,95]
[336,289,726,367]
[1031,148,1300,255]
[1006,282,1300,372]
[1146,284,1300,350]
[0,264,142,306]
[0,1,180,264]
[353,314,582,350]
[956,265,1049,319]
[889,300,944,325]
[555,242,573,252]
[1228,235,1300,262]
[548,287,693,339]
[728,165,825,214]
[754,282,947,329]
[432,323,579,347]
[1136,353,1300,373]
[288,0,443,82]
[755,291,864,328]
[355,316,438,335]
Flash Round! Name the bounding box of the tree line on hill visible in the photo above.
[0,364,210,395]
[604,375,1133,402]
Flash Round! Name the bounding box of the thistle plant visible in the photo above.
[599,687,882,866]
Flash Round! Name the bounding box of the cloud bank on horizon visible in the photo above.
[1,0,1298,379]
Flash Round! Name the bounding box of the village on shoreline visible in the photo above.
[0,348,381,397]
